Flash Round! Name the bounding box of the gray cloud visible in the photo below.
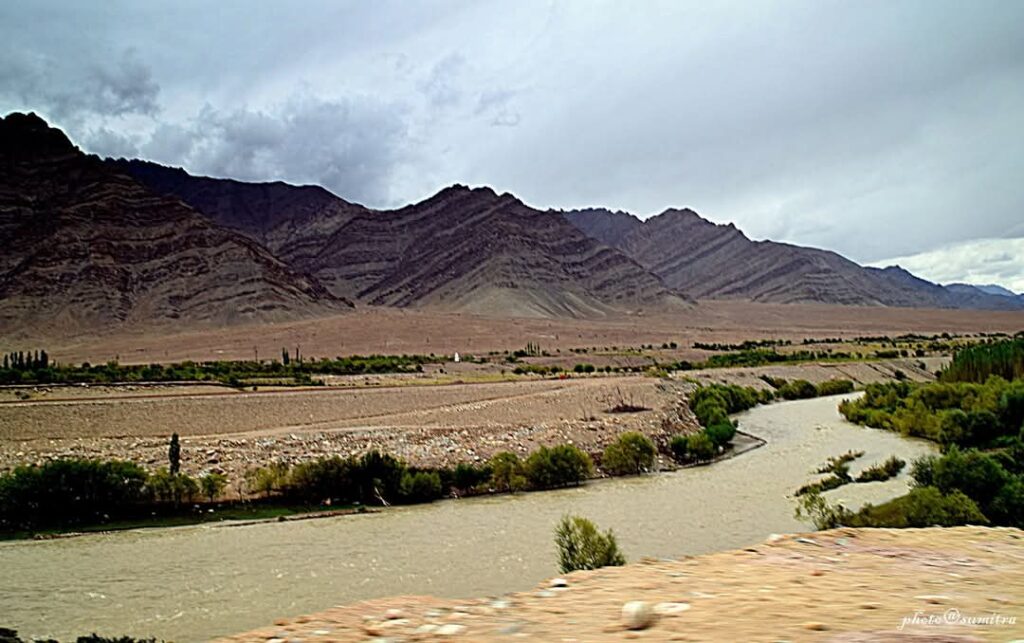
[140,94,411,206]
[1,0,1022,288]
[0,47,158,122]
[874,238,1024,292]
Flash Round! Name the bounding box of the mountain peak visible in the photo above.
[0,111,78,160]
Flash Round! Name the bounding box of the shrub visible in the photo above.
[146,469,198,507]
[669,435,689,461]
[848,487,988,528]
[601,432,656,475]
[199,472,228,502]
[452,462,491,493]
[855,456,905,482]
[244,463,290,498]
[692,397,729,427]
[686,432,716,462]
[0,458,149,530]
[286,456,355,503]
[926,447,1010,508]
[778,379,818,400]
[816,379,854,396]
[525,445,594,489]
[989,477,1024,527]
[704,421,736,447]
[489,451,528,492]
[794,490,852,530]
[356,450,406,504]
[399,470,443,503]
[554,514,626,573]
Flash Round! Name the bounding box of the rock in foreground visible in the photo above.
[217,526,1023,641]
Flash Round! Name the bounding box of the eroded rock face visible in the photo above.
[565,207,1024,310]
[112,161,693,318]
[0,112,350,332]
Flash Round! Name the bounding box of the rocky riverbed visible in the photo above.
[0,377,697,490]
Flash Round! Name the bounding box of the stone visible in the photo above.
[497,622,524,635]
[622,601,658,630]
[436,623,466,636]
[802,622,829,631]
[550,577,568,588]
[654,602,691,615]
[385,608,404,619]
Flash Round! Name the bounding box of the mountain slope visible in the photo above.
[113,161,690,317]
[565,207,1024,310]
[0,113,348,332]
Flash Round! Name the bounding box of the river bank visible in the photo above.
[0,358,933,492]
[218,526,1024,641]
[0,395,937,641]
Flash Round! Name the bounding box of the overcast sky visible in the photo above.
[2,0,1022,291]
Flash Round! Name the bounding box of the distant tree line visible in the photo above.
[802,338,1024,530]
[0,351,439,386]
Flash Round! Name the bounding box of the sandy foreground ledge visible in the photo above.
[217,527,1023,642]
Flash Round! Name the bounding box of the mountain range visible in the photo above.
[1,112,1020,332]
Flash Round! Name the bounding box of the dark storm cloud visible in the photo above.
[0,47,159,122]
[0,0,1022,287]
[141,94,411,205]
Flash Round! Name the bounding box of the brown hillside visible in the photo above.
[0,113,349,333]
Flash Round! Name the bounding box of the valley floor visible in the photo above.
[8,300,1023,365]
[0,358,934,487]
[218,526,1024,642]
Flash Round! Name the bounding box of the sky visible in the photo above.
[2,0,1022,291]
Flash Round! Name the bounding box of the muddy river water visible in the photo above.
[1,394,936,641]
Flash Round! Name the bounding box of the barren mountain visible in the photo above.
[566,207,1024,310]
[0,113,347,333]
[113,162,690,318]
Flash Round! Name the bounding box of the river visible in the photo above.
[0,394,936,641]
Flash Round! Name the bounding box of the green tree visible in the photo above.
[399,470,443,503]
[200,472,227,502]
[601,432,656,475]
[794,490,852,530]
[489,451,527,492]
[554,514,626,573]
[168,433,181,475]
[525,445,594,489]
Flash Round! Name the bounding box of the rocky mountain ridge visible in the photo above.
[0,113,349,332]
[564,207,1023,310]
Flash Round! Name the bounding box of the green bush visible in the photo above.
[693,398,729,426]
[848,487,988,527]
[686,432,717,461]
[489,451,528,492]
[816,379,854,396]
[554,514,626,573]
[704,421,736,447]
[601,432,656,475]
[778,379,818,400]
[525,445,594,489]
[0,459,149,530]
[146,469,198,506]
[199,472,228,502]
[452,462,492,492]
[855,456,905,482]
[669,435,689,461]
[399,470,443,503]
[839,378,1023,448]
